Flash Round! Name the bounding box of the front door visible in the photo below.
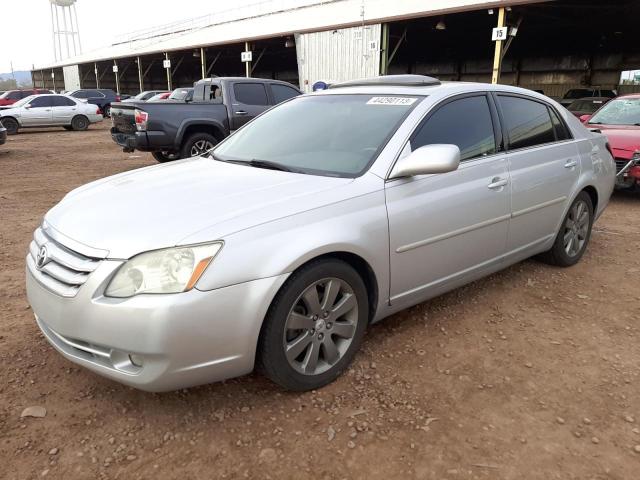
[386,94,511,308]
[21,95,54,126]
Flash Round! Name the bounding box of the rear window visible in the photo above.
[564,89,592,99]
[53,96,76,107]
[498,96,555,150]
[234,83,269,105]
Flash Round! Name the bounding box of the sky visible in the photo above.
[0,0,256,73]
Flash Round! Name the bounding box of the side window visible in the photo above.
[411,95,497,161]
[271,84,300,104]
[8,91,22,100]
[29,96,55,108]
[498,96,555,150]
[88,90,103,98]
[53,96,76,107]
[72,90,87,98]
[21,91,33,99]
[233,83,269,105]
[549,107,571,141]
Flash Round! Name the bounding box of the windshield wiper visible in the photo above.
[246,159,298,172]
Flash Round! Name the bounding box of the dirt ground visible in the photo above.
[0,122,639,480]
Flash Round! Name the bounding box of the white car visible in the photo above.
[0,94,103,134]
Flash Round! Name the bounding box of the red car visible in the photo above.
[581,94,640,190]
[0,88,54,106]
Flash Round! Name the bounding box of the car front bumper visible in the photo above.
[26,262,288,392]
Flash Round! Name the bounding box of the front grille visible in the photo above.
[615,159,627,174]
[27,227,101,297]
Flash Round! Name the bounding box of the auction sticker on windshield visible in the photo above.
[367,97,417,106]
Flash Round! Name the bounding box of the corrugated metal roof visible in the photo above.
[36,0,544,69]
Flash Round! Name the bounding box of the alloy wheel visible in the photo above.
[190,140,215,157]
[563,199,589,257]
[283,278,358,375]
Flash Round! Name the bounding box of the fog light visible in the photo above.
[129,354,144,367]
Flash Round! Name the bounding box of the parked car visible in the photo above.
[580,94,640,190]
[559,87,616,107]
[566,97,611,118]
[0,94,103,134]
[27,75,614,392]
[0,88,54,106]
[0,119,6,145]
[67,88,120,117]
[167,87,194,102]
[147,92,171,101]
[122,90,169,103]
[110,77,301,162]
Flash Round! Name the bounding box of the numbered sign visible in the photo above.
[112,65,118,73]
[492,27,508,41]
[163,59,171,69]
[241,51,253,63]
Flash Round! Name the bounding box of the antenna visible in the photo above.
[49,0,82,62]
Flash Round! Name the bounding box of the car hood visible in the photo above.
[593,125,640,159]
[44,157,355,259]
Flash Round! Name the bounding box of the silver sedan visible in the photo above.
[0,94,103,134]
[26,76,615,392]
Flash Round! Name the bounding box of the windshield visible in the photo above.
[214,94,421,177]
[169,88,192,101]
[589,98,640,126]
[10,95,36,108]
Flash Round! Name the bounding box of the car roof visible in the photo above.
[617,93,640,99]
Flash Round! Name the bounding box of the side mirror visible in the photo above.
[579,114,592,123]
[24,104,32,109]
[390,144,460,179]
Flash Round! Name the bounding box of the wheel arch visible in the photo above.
[0,115,20,129]
[176,120,226,147]
[581,184,598,213]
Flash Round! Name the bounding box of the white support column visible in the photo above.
[114,60,120,95]
[244,42,251,78]
[137,57,143,93]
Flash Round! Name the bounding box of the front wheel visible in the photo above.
[538,191,593,267]
[1,117,19,135]
[258,259,368,391]
[151,151,180,163]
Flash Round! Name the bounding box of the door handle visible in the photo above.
[488,177,508,190]
[564,159,578,169]
[235,110,247,115]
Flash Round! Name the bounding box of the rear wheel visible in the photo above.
[179,133,218,159]
[1,117,19,135]
[258,259,368,391]
[151,151,180,163]
[71,115,89,131]
[538,191,593,267]
[102,105,111,118]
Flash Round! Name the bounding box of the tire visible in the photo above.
[102,104,111,118]
[258,259,369,391]
[71,115,89,131]
[179,133,218,159]
[151,151,180,163]
[1,117,19,135]
[538,191,594,267]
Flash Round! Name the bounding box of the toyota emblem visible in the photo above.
[36,245,50,270]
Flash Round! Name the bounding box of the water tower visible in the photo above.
[49,0,82,61]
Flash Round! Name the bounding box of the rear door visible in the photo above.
[494,94,580,256]
[229,82,270,130]
[51,96,78,124]
[22,95,54,126]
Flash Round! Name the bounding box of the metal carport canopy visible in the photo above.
[34,0,547,69]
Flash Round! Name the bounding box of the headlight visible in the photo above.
[105,243,222,298]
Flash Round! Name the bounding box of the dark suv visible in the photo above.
[68,88,120,117]
[0,89,54,106]
[559,88,616,107]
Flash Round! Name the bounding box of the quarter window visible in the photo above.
[234,83,269,105]
[411,95,497,161]
[498,96,555,149]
